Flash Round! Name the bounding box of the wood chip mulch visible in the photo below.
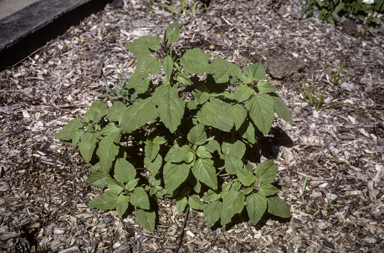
[0,0,383,252]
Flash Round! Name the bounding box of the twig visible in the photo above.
[174,206,190,253]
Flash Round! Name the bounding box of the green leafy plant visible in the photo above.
[55,23,292,232]
[302,0,383,29]
[301,177,308,205]
[301,76,356,111]
[331,62,351,84]
[156,0,196,17]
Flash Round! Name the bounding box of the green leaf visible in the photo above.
[126,36,162,58]
[165,145,193,163]
[83,101,108,123]
[247,94,274,135]
[116,194,130,217]
[203,201,223,227]
[176,196,188,213]
[209,58,242,83]
[130,56,161,93]
[153,85,184,133]
[85,170,107,189]
[231,104,247,131]
[236,167,255,186]
[109,101,126,122]
[130,187,150,210]
[114,158,136,183]
[192,158,217,190]
[106,176,124,194]
[88,191,118,210]
[187,124,207,146]
[196,99,234,132]
[180,48,212,74]
[125,178,139,191]
[163,55,173,82]
[202,189,220,202]
[145,139,161,161]
[165,23,182,45]
[222,140,246,158]
[120,97,157,134]
[231,84,254,102]
[193,90,209,105]
[163,162,190,193]
[259,183,280,196]
[189,195,205,210]
[243,187,253,195]
[79,132,99,162]
[136,209,156,232]
[144,154,163,176]
[70,130,84,151]
[243,62,266,81]
[238,120,256,144]
[176,71,193,85]
[204,140,222,154]
[272,95,292,122]
[55,118,83,141]
[256,159,278,184]
[224,155,243,174]
[257,81,278,93]
[196,146,212,159]
[96,131,121,173]
[246,193,267,225]
[267,195,290,218]
[220,190,245,226]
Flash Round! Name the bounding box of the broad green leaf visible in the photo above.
[79,132,99,162]
[231,84,254,102]
[187,124,207,145]
[163,162,190,193]
[196,99,234,132]
[272,95,292,122]
[180,48,212,74]
[120,97,157,134]
[71,130,84,151]
[221,190,245,225]
[193,90,209,105]
[243,187,253,195]
[55,118,83,141]
[202,189,220,202]
[165,23,182,45]
[116,194,130,217]
[85,170,107,189]
[130,56,161,93]
[259,183,280,196]
[109,101,126,122]
[130,187,150,210]
[126,36,162,58]
[83,101,108,123]
[136,209,156,232]
[189,195,205,210]
[193,180,201,194]
[99,123,121,142]
[210,58,242,83]
[163,55,173,81]
[256,159,278,184]
[196,146,212,159]
[165,145,192,163]
[222,140,246,158]
[203,201,223,227]
[176,196,188,213]
[96,131,121,173]
[192,158,217,190]
[106,176,124,194]
[145,140,160,161]
[238,120,256,144]
[243,62,266,81]
[153,85,184,133]
[144,154,162,176]
[246,193,267,225]
[204,140,221,154]
[247,94,274,135]
[267,195,290,218]
[232,182,242,191]
[231,104,247,131]
[114,158,136,183]
[176,71,193,85]
[257,81,278,93]
[125,178,139,191]
[236,167,255,186]
[88,191,118,210]
[224,155,243,174]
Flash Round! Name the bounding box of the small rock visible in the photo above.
[54,228,65,235]
[59,246,80,253]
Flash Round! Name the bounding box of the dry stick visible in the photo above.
[174,206,190,253]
